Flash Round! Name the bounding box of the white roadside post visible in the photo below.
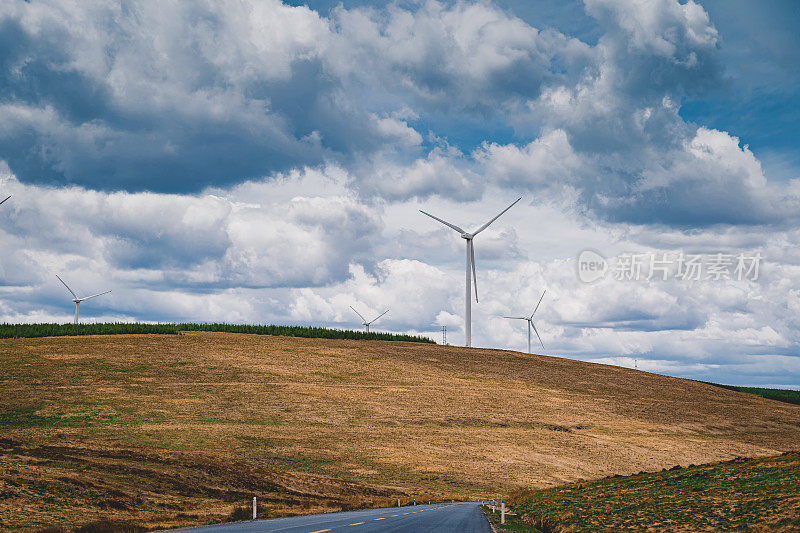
[398,498,401,507]
[501,500,505,525]
[253,496,257,520]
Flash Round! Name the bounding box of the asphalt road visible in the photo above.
[173,503,491,533]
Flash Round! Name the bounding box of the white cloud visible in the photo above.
[476,129,584,191]
[359,143,481,201]
[0,166,380,290]
[585,0,718,58]
[327,0,588,109]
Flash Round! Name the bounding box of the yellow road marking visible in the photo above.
[391,514,399,516]
[348,522,365,526]
[403,512,409,514]
[310,530,331,533]
[374,517,386,520]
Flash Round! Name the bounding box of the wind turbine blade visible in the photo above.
[472,197,522,236]
[371,309,390,323]
[531,322,545,350]
[531,290,546,318]
[503,316,527,320]
[0,195,10,206]
[470,240,478,302]
[81,289,112,301]
[349,305,367,324]
[56,275,78,299]
[419,210,465,234]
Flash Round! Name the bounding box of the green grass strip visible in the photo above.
[0,322,435,344]
[701,381,800,405]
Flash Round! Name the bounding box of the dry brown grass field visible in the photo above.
[2,331,800,530]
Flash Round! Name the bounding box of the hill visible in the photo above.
[2,331,800,530]
[507,452,800,532]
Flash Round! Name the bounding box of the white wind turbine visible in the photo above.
[350,306,389,333]
[504,290,546,354]
[420,197,522,347]
[56,275,112,324]
[0,195,10,206]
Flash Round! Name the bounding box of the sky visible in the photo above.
[1,0,799,388]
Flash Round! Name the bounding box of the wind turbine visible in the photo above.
[350,306,389,333]
[0,195,10,206]
[56,275,112,324]
[420,197,522,347]
[504,290,546,354]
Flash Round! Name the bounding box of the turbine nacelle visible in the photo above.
[56,274,112,324]
[350,306,389,333]
[503,290,546,354]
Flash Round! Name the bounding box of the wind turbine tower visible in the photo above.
[504,290,546,354]
[349,306,389,333]
[420,197,522,347]
[56,275,112,324]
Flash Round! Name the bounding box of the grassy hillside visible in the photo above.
[0,437,409,531]
[509,452,800,532]
[2,332,800,530]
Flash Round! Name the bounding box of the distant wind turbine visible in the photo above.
[504,290,546,354]
[420,197,522,347]
[56,275,112,324]
[0,195,10,206]
[349,306,389,333]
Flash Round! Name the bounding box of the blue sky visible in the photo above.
[1,0,799,388]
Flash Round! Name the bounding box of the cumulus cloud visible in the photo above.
[471,0,795,227]
[327,0,592,111]
[476,129,584,193]
[358,142,481,201]
[0,0,411,191]
[2,0,793,228]
[0,165,380,290]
